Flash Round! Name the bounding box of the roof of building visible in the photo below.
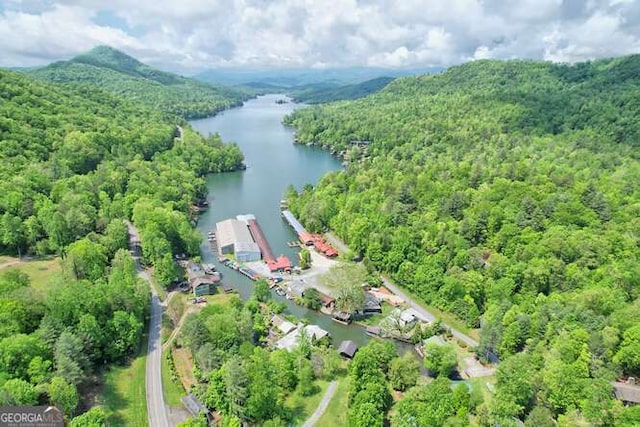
[248,218,275,263]
[613,381,640,403]
[236,214,256,223]
[400,308,427,324]
[363,292,382,310]
[287,281,306,298]
[338,340,359,358]
[189,276,220,288]
[215,219,256,250]
[234,240,260,254]
[275,324,330,351]
[268,255,292,272]
[318,292,335,306]
[271,314,297,335]
[299,231,315,244]
[281,210,307,235]
[181,394,208,417]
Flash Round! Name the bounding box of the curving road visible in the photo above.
[127,221,170,427]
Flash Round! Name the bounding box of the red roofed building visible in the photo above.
[299,231,315,246]
[267,255,293,272]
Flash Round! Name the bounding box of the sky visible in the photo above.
[1,0,639,74]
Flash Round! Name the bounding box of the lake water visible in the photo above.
[189,94,371,347]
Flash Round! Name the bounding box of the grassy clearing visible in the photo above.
[0,257,62,293]
[315,376,349,427]
[161,348,186,407]
[101,336,148,427]
[285,379,331,425]
[173,347,197,393]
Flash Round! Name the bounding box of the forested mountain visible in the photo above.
[0,69,243,417]
[196,66,439,87]
[285,56,640,425]
[291,76,395,104]
[26,46,250,119]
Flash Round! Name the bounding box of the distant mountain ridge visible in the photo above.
[27,46,250,119]
[290,76,396,104]
[195,66,442,88]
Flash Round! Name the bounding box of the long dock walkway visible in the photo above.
[247,218,275,263]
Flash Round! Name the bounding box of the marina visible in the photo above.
[190,95,370,347]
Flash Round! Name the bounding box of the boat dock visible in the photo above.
[281,210,339,258]
[247,218,275,263]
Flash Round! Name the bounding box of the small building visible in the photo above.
[318,292,335,309]
[191,277,217,297]
[399,308,428,327]
[271,314,297,335]
[299,231,315,246]
[365,326,381,337]
[275,324,330,351]
[186,261,206,281]
[338,340,359,359]
[287,281,306,300]
[362,292,382,314]
[181,394,211,423]
[613,380,640,405]
[268,255,293,273]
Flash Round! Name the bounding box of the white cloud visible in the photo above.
[1,0,639,72]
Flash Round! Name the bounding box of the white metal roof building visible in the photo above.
[215,219,261,262]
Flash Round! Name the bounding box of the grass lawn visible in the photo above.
[285,379,331,425]
[101,337,148,427]
[172,347,197,394]
[0,257,62,293]
[357,302,393,327]
[161,348,186,407]
[315,376,349,427]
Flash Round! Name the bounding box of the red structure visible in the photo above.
[248,218,293,272]
[267,255,293,272]
[247,219,275,262]
[309,234,339,257]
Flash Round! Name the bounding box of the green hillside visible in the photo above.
[27,46,250,119]
[285,56,640,425]
[0,68,244,420]
[291,76,395,104]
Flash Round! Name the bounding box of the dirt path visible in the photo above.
[162,305,196,351]
[0,260,21,270]
[302,380,338,427]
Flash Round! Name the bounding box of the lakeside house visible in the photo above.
[613,379,640,405]
[190,277,219,297]
[271,314,297,335]
[338,340,359,359]
[275,324,330,351]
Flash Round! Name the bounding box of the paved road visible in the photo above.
[381,277,479,348]
[302,380,337,427]
[127,222,170,427]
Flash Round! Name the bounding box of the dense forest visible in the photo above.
[27,46,251,119]
[285,56,640,425]
[0,68,244,418]
[291,77,395,104]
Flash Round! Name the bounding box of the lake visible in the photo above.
[189,94,371,347]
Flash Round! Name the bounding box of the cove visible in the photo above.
[189,94,370,347]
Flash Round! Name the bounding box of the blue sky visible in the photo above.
[1,0,639,74]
